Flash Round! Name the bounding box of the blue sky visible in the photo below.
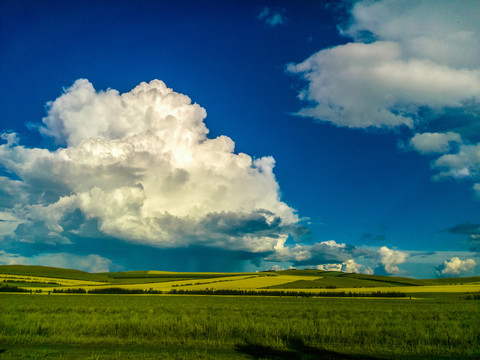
[1,0,479,278]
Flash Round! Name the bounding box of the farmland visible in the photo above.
[0,265,479,359]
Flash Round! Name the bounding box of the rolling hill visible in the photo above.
[1,265,479,296]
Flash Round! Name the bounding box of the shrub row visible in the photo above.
[464,293,480,300]
[169,288,407,297]
[53,288,87,294]
[88,287,163,294]
[0,285,39,293]
[0,285,406,297]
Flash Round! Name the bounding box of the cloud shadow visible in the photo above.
[235,338,385,359]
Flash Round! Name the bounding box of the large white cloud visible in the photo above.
[288,41,480,128]
[0,79,298,252]
[436,256,476,277]
[289,0,480,128]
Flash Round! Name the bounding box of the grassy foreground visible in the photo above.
[1,293,479,359]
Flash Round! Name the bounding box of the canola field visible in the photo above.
[0,274,106,287]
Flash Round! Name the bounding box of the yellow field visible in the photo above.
[146,271,244,275]
[264,284,480,294]
[106,274,263,291]
[5,271,480,295]
[24,274,321,292]
[176,275,322,290]
[0,274,105,286]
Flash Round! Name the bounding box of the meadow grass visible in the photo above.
[0,293,478,359]
[1,266,479,359]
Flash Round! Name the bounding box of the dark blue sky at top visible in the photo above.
[1,0,479,276]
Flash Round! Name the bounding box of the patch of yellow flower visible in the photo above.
[275,284,480,294]
[177,275,322,290]
[0,274,105,286]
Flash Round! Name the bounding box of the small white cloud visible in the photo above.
[267,239,350,265]
[0,132,19,146]
[342,259,361,273]
[317,263,342,272]
[410,132,462,154]
[436,257,476,276]
[433,143,480,181]
[378,246,408,274]
[362,266,374,275]
[317,258,370,274]
[258,7,287,27]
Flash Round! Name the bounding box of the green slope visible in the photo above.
[0,265,110,282]
[0,265,254,285]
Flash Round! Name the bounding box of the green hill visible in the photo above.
[0,265,254,285]
[0,265,110,282]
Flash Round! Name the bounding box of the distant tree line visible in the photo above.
[169,288,407,298]
[88,287,162,294]
[52,288,87,294]
[53,287,162,294]
[0,284,407,297]
[0,285,41,293]
[2,279,60,285]
[464,292,480,300]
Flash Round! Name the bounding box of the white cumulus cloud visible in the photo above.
[288,0,480,128]
[317,258,371,274]
[433,143,480,181]
[436,256,476,276]
[317,263,342,272]
[0,79,299,253]
[268,239,352,265]
[288,41,480,129]
[344,0,480,69]
[288,0,480,199]
[410,132,462,154]
[378,246,408,275]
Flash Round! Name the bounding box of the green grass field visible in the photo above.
[1,294,479,359]
[0,265,479,359]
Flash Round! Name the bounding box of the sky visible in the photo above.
[1,0,479,278]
